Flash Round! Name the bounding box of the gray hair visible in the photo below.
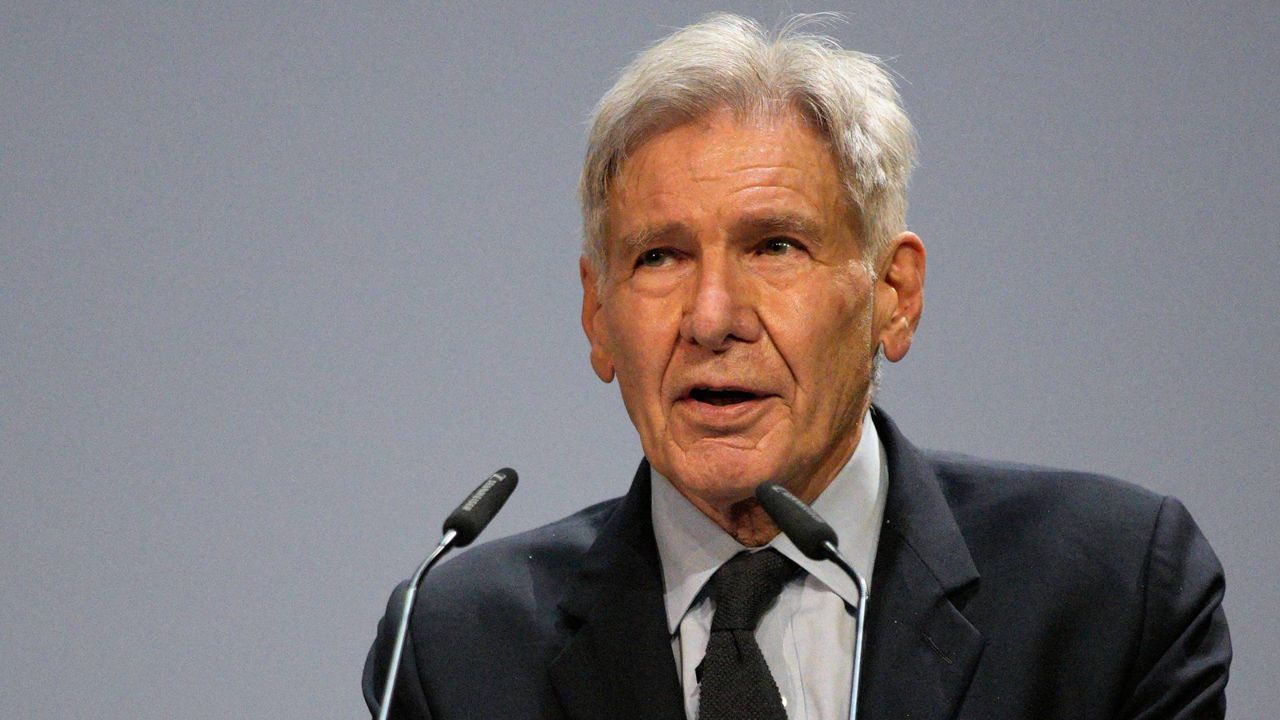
[579,13,917,274]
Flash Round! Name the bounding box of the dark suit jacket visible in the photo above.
[364,408,1230,719]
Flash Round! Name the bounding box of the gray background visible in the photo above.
[2,2,1276,718]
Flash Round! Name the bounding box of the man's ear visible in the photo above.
[580,256,615,383]
[875,232,926,362]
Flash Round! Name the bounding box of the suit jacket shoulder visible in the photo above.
[424,495,618,625]
[930,449,1167,591]
[906,448,1230,719]
[363,496,622,719]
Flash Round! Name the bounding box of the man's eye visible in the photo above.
[760,238,800,256]
[636,248,675,268]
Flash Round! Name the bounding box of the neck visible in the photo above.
[718,498,782,546]
[687,417,865,546]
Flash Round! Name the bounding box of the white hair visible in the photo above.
[579,13,917,273]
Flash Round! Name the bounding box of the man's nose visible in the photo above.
[679,256,762,351]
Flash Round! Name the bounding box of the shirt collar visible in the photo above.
[650,409,888,635]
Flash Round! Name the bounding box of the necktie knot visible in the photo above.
[709,548,798,631]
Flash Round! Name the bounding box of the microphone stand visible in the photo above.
[374,467,517,719]
[376,528,457,720]
[823,540,869,720]
[754,482,870,720]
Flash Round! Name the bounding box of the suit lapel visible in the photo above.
[549,461,685,720]
[859,407,985,720]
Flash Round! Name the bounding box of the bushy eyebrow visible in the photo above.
[615,213,823,251]
[734,213,823,241]
[619,222,684,249]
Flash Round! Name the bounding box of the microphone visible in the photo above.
[756,482,869,720]
[442,467,519,546]
[755,481,838,559]
[376,468,519,720]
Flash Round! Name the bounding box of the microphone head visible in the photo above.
[443,468,518,547]
[755,482,838,560]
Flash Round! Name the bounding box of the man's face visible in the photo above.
[581,108,917,513]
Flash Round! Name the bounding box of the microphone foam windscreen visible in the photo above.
[443,468,519,547]
[755,482,838,560]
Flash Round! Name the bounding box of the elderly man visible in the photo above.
[364,15,1229,720]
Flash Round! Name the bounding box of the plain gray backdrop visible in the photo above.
[3,2,1276,718]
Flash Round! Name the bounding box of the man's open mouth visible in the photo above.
[687,387,762,406]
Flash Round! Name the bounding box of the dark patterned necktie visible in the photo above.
[697,548,798,720]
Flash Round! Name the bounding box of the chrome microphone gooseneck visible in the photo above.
[820,538,869,720]
[376,529,457,720]
[755,482,870,720]
[376,468,518,720]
